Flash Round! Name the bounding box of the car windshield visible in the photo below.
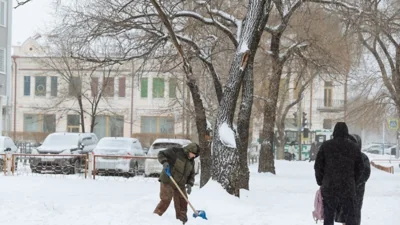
[42,135,80,146]
[97,139,130,149]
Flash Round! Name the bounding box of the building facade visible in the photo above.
[0,0,12,134]
[251,75,346,145]
[11,36,188,147]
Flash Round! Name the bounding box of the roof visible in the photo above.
[151,138,192,146]
[100,137,136,140]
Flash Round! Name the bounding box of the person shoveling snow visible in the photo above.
[153,142,206,224]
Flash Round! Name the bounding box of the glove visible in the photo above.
[163,162,171,176]
[186,184,192,195]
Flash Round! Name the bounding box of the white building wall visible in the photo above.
[12,38,186,141]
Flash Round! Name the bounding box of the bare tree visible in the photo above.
[33,35,126,134]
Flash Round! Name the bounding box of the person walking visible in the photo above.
[153,142,200,224]
[309,142,319,162]
[314,122,363,225]
[335,134,371,225]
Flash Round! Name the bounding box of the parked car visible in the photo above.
[93,137,145,177]
[144,138,200,177]
[0,136,18,171]
[30,132,98,174]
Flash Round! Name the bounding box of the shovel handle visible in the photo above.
[169,175,199,216]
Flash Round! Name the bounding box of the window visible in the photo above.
[0,1,6,27]
[0,48,5,74]
[91,77,98,97]
[141,116,175,133]
[118,77,126,97]
[24,114,39,132]
[169,78,177,98]
[69,77,82,96]
[323,119,333,129]
[43,115,56,132]
[67,115,80,132]
[23,114,56,132]
[93,115,124,139]
[153,78,165,98]
[103,77,114,97]
[34,76,46,96]
[324,81,333,107]
[50,77,57,97]
[141,78,148,98]
[24,76,31,96]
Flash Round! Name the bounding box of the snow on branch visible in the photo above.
[173,10,238,47]
[307,0,362,13]
[195,0,240,27]
[279,42,308,62]
[219,122,237,148]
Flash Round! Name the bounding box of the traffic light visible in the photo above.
[293,112,297,126]
[302,112,308,128]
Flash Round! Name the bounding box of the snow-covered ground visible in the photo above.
[0,160,399,225]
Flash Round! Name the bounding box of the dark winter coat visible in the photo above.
[158,146,196,188]
[314,124,363,198]
[335,134,371,224]
[309,142,319,161]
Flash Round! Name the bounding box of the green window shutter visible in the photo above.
[169,78,177,98]
[141,78,148,98]
[153,78,165,98]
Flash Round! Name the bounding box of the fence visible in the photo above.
[1,152,159,182]
[370,159,400,174]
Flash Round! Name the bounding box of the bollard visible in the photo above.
[6,152,12,176]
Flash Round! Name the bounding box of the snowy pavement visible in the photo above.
[0,160,399,225]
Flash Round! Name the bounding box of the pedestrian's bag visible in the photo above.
[312,188,324,223]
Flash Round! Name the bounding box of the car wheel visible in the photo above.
[129,162,139,177]
[0,160,4,172]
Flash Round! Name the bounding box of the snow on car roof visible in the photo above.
[152,138,192,146]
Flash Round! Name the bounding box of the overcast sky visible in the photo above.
[12,0,54,45]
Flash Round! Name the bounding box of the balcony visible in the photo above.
[316,98,345,112]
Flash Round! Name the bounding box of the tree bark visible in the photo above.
[77,95,85,133]
[212,0,268,197]
[236,55,255,190]
[258,34,284,174]
[276,118,286,160]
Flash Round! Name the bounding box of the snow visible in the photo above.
[238,42,249,53]
[1,161,399,225]
[218,122,237,148]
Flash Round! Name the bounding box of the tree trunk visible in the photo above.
[258,34,283,174]
[186,79,211,188]
[212,0,268,197]
[275,118,286,160]
[90,115,96,132]
[77,95,85,133]
[236,54,256,190]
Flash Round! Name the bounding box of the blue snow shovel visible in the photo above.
[165,166,208,220]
